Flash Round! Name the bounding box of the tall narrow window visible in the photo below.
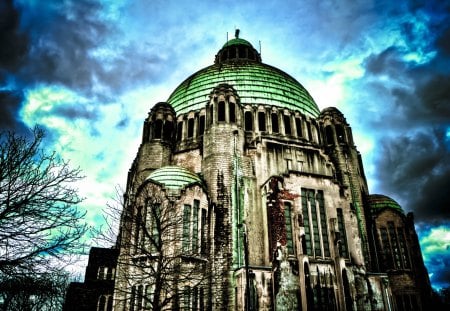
[244,111,253,131]
[317,191,330,257]
[177,121,183,142]
[98,295,106,311]
[388,222,401,269]
[183,286,191,310]
[192,200,199,253]
[106,295,113,311]
[187,118,194,138]
[325,125,334,145]
[310,192,321,256]
[301,190,312,255]
[258,111,266,131]
[209,105,214,125]
[284,115,291,135]
[201,209,207,255]
[380,227,393,269]
[295,117,303,137]
[134,206,142,253]
[218,101,225,121]
[199,115,205,135]
[163,120,174,141]
[145,285,154,310]
[150,203,161,252]
[199,287,205,311]
[183,205,191,252]
[307,122,313,141]
[154,119,163,139]
[130,286,136,311]
[137,285,144,311]
[271,113,279,133]
[229,102,236,123]
[301,188,329,258]
[284,202,294,254]
[337,208,348,258]
[192,286,198,311]
[335,124,346,143]
[397,227,410,268]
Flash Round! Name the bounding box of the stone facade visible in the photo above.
[66,34,432,311]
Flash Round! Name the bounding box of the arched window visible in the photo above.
[106,296,113,311]
[342,270,353,311]
[229,102,236,123]
[335,124,346,143]
[209,104,214,125]
[218,101,226,122]
[325,125,334,145]
[163,120,174,141]
[244,111,253,131]
[304,263,314,310]
[187,118,194,138]
[258,111,266,131]
[97,295,106,311]
[199,115,205,135]
[306,122,313,141]
[295,117,303,137]
[177,121,183,142]
[283,115,291,135]
[271,113,279,133]
[154,119,163,139]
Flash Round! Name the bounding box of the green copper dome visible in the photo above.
[222,37,253,48]
[146,166,203,191]
[167,37,320,117]
[367,194,404,214]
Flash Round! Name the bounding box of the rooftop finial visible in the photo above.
[235,28,240,38]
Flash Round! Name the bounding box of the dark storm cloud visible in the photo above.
[374,128,450,222]
[0,0,28,73]
[2,0,170,97]
[357,5,450,225]
[0,91,28,133]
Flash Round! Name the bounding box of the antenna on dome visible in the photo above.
[259,40,262,57]
[235,28,240,38]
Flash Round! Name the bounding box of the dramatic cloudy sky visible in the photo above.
[1,0,449,289]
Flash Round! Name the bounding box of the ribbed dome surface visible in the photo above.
[222,37,253,48]
[146,166,202,191]
[367,194,403,213]
[167,61,320,117]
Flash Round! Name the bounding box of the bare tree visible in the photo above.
[0,271,70,311]
[99,182,210,311]
[0,127,86,275]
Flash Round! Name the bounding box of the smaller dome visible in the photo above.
[146,166,203,191]
[367,194,403,214]
[222,37,253,48]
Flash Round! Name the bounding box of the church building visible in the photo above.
[65,32,432,311]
